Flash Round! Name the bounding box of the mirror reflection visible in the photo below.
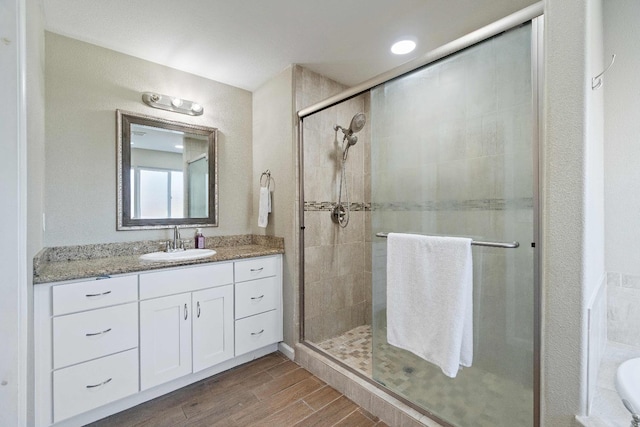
[117,110,218,230]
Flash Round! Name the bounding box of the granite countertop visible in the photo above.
[34,234,284,284]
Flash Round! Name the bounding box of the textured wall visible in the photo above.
[542,0,605,424]
[370,24,534,388]
[252,66,298,348]
[45,33,253,246]
[299,67,372,343]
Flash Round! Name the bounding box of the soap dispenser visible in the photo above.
[195,228,205,249]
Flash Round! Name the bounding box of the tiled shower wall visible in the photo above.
[299,67,372,343]
[370,24,534,386]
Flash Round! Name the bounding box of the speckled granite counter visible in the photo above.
[34,234,284,284]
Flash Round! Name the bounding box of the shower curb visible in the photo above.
[295,343,444,427]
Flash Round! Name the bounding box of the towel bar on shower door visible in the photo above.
[375,232,520,249]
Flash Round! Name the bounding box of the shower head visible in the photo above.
[333,112,366,161]
[349,112,366,134]
[334,112,366,148]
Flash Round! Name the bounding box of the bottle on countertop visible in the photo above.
[195,228,205,249]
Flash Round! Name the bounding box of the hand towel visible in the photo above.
[258,186,270,228]
[386,233,473,378]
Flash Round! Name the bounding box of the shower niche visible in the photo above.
[300,22,537,427]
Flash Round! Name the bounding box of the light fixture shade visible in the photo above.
[141,92,204,116]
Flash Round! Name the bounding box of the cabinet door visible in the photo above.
[192,285,234,372]
[140,294,192,390]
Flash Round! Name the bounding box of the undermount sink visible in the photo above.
[139,249,216,262]
[616,357,640,416]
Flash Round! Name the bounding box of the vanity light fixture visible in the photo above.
[391,39,416,55]
[141,92,204,116]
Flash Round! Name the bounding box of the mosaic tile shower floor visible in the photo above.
[317,325,533,427]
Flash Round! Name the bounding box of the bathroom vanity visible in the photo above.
[33,242,283,427]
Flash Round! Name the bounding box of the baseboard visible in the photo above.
[278,341,295,360]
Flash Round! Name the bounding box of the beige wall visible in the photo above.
[252,66,297,347]
[45,33,253,246]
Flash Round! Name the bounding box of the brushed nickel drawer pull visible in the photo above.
[250,267,264,272]
[251,329,265,336]
[184,304,188,320]
[250,295,265,301]
[86,378,112,389]
[85,290,112,298]
[85,328,112,337]
[197,301,201,318]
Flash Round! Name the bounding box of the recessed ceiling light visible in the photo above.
[391,40,416,55]
[175,145,184,149]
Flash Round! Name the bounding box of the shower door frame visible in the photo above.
[297,4,543,426]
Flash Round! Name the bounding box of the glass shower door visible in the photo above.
[370,24,535,427]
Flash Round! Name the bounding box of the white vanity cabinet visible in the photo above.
[139,293,193,389]
[192,285,235,372]
[36,274,140,424]
[234,256,283,356]
[138,262,235,390]
[34,253,283,427]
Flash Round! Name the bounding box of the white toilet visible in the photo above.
[616,358,640,426]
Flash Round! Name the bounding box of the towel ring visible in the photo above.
[260,170,271,188]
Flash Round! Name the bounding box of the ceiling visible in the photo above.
[43,0,537,92]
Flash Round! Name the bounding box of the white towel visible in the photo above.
[386,233,473,378]
[258,186,271,228]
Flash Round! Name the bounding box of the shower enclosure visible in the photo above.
[299,12,541,427]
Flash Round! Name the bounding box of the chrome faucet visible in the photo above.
[169,225,184,252]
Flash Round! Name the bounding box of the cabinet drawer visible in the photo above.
[53,303,138,370]
[235,309,282,356]
[53,348,138,423]
[140,263,233,300]
[234,256,279,283]
[52,275,137,316]
[235,276,280,319]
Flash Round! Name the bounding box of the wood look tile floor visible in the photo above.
[89,352,390,427]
